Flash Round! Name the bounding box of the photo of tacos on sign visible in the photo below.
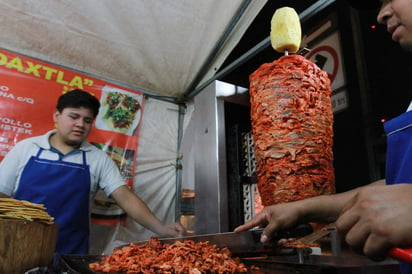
[95,86,143,135]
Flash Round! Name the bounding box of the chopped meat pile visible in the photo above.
[249,54,335,206]
[89,237,248,273]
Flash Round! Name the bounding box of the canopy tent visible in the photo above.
[0,0,267,101]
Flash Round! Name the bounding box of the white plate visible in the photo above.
[95,86,143,136]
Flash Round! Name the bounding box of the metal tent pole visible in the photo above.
[183,0,336,100]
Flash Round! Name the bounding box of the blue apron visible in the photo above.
[14,148,91,255]
[384,110,412,274]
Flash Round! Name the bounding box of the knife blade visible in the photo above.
[125,223,313,256]
[284,222,336,248]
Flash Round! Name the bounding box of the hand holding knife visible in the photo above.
[286,222,412,263]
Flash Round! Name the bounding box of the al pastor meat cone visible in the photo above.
[249,54,335,206]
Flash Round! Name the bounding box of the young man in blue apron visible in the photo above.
[235,0,412,272]
[0,89,183,255]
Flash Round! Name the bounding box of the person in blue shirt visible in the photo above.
[236,0,412,272]
[0,89,184,255]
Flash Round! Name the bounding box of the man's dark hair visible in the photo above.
[56,89,100,118]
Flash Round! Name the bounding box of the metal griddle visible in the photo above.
[58,225,401,274]
[59,253,401,274]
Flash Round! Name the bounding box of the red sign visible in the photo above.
[0,49,145,223]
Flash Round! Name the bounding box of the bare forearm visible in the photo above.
[300,190,358,223]
[302,180,386,223]
[111,186,165,235]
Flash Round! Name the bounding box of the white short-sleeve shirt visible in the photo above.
[0,130,126,206]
